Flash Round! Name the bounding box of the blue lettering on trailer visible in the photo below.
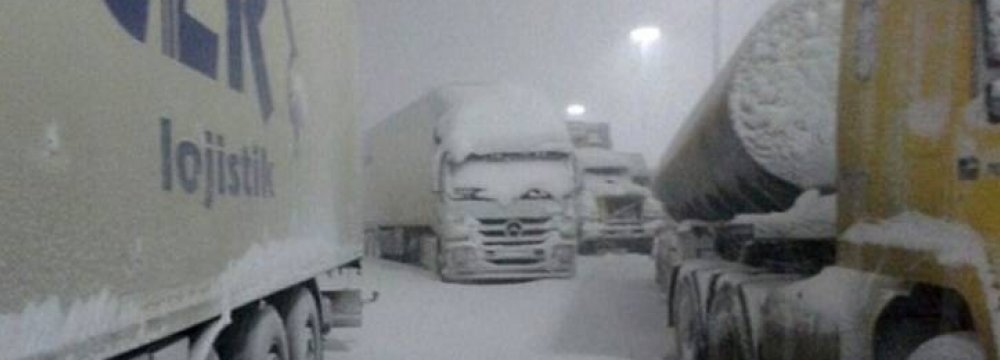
[105,0,275,121]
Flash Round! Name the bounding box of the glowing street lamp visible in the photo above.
[629,26,661,46]
[566,104,587,118]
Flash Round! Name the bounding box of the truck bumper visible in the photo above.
[579,236,653,254]
[580,221,660,254]
[439,240,576,281]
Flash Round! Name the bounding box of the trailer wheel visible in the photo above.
[281,289,323,360]
[435,240,455,283]
[907,332,984,360]
[220,304,290,360]
[707,285,754,360]
[674,276,707,360]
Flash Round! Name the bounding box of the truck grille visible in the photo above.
[476,217,553,241]
[488,258,543,265]
[483,240,546,246]
[603,196,643,221]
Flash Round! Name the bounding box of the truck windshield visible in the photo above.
[447,152,574,202]
[583,167,629,176]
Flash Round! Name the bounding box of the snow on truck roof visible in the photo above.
[432,84,573,160]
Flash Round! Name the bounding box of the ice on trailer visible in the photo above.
[729,0,843,188]
[732,189,836,239]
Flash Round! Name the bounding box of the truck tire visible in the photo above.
[420,234,439,272]
[435,240,454,283]
[674,276,707,360]
[707,285,754,360]
[281,289,323,360]
[907,332,984,360]
[219,304,291,360]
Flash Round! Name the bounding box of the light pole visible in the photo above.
[713,0,721,74]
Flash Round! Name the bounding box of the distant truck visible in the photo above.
[0,2,363,360]
[566,121,613,149]
[575,148,664,254]
[364,84,579,281]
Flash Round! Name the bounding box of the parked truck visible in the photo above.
[0,2,363,359]
[364,84,579,281]
[655,0,1000,359]
[575,148,664,254]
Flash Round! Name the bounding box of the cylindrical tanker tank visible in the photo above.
[653,0,843,222]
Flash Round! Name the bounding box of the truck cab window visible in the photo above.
[980,0,1000,123]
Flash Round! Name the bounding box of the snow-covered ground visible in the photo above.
[325,255,672,360]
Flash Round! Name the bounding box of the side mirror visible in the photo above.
[987,79,1000,124]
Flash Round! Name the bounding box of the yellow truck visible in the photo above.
[656,0,1000,358]
[0,2,363,359]
[761,0,1000,358]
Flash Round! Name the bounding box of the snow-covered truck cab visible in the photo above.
[430,85,579,281]
[575,148,664,254]
[759,0,1000,359]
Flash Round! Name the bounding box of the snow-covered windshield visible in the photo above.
[447,152,574,202]
[583,167,628,176]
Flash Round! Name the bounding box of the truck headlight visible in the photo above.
[448,247,477,267]
[441,214,475,240]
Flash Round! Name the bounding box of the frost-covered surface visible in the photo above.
[325,256,669,360]
[576,148,635,171]
[842,212,1000,353]
[435,84,574,161]
[904,98,950,139]
[581,177,649,198]
[213,236,345,308]
[0,290,141,359]
[909,333,986,360]
[843,212,988,267]
[450,158,575,203]
[777,266,901,359]
[0,236,348,359]
[728,0,843,188]
[731,189,836,238]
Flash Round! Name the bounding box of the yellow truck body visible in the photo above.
[763,0,1000,358]
[839,0,1000,355]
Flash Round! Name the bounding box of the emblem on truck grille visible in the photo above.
[506,222,523,238]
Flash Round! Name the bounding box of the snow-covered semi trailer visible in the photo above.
[575,148,665,254]
[364,84,579,281]
[651,0,844,358]
[658,0,1000,359]
[0,2,363,359]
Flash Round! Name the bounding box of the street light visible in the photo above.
[566,104,587,118]
[629,26,661,46]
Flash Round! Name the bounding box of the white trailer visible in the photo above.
[0,2,363,359]
[364,84,579,281]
